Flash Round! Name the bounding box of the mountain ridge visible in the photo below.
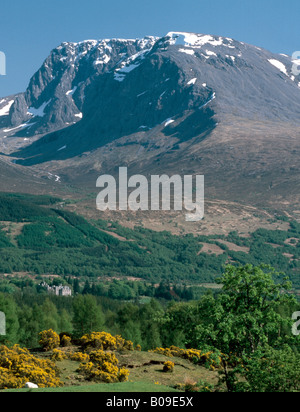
[0,31,299,212]
[2,32,299,140]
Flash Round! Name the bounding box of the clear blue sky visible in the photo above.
[0,0,299,97]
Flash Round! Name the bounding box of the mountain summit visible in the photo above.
[0,32,299,208]
[1,32,299,139]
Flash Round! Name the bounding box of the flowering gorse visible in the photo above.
[80,331,134,352]
[51,349,68,362]
[163,361,175,373]
[77,350,129,383]
[0,345,62,389]
[39,330,60,352]
[150,346,221,370]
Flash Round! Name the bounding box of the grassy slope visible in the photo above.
[3,382,179,393]
[1,349,219,393]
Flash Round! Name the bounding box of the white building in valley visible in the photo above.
[40,282,72,297]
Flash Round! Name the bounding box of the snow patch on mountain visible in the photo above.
[187,78,197,85]
[27,100,51,118]
[0,100,14,117]
[94,54,111,66]
[114,48,153,82]
[164,118,175,127]
[4,122,35,133]
[179,49,195,56]
[66,87,77,96]
[205,50,217,57]
[199,92,216,110]
[268,59,288,76]
[167,32,224,47]
[166,32,237,50]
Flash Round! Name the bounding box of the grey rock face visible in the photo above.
[0,95,20,128]
[9,94,30,126]
[3,37,158,136]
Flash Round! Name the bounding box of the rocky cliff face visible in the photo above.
[1,36,158,135]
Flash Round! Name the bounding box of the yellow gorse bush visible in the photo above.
[80,332,134,352]
[150,346,221,370]
[89,350,119,366]
[118,367,130,382]
[69,352,90,363]
[77,349,130,384]
[60,335,72,348]
[0,345,63,389]
[163,361,175,373]
[70,332,132,384]
[39,330,60,352]
[51,349,68,362]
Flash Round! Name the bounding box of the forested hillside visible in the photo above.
[0,193,299,288]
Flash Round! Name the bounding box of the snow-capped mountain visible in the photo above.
[1,32,299,141]
[0,32,300,208]
[0,36,158,134]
